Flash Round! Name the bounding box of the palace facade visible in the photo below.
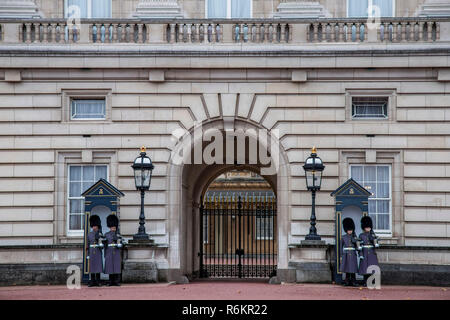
[0,0,449,285]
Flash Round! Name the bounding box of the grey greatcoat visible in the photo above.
[87,231,103,274]
[340,233,359,273]
[104,231,122,274]
[358,231,379,274]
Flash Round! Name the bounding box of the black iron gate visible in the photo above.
[199,195,277,278]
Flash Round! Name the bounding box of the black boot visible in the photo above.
[350,274,358,287]
[344,274,351,286]
[114,274,121,287]
[95,273,102,287]
[108,274,114,286]
[363,274,369,287]
[88,274,95,287]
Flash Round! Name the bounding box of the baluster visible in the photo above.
[25,23,31,43]
[264,23,270,43]
[272,23,277,43]
[336,23,343,42]
[409,22,417,41]
[427,22,432,42]
[90,23,94,43]
[347,23,352,42]
[210,23,215,43]
[203,23,208,43]
[400,22,407,42]
[436,22,440,41]
[136,23,142,43]
[41,23,48,43]
[418,21,424,41]
[110,23,117,43]
[280,23,286,43]
[168,23,175,43]
[329,23,335,42]
[312,23,318,42]
[193,23,199,43]
[354,23,360,42]
[48,23,54,43]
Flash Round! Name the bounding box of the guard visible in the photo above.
[340,217,359,287]
[86,214,104,287]
[104,214,123,286]
[358,215,380,286]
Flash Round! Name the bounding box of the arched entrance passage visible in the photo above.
[200,169,277,278]
[167,119,290,281]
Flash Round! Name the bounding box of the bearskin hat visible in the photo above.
[89,214,101,228]
[343,217,355,232]
[107,214,119,228]
[361,215,373,229]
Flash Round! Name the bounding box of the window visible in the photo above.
[256,214,274,240]
[347,0,394,17]
[68,165,108,232]
[65,0,112,18]
[71,99,106,120]
[207,0,251,18]
[352,96,388,119]
[350,165,391,232]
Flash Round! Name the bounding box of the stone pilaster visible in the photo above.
[273,0,330,18]
[0,0,43,18]
[416,0,450,16]
[131,0,183,18]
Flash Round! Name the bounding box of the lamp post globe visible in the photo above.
[131,146,154,241]
[303,146,325,241]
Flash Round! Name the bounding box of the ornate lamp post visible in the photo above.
[131,146,154,241]
[303,146,325,241]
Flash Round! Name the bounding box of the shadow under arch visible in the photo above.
[165,118,291,281]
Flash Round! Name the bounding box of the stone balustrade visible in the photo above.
[0,17,447,45]
[308,18,440,43]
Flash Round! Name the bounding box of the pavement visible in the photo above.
[0,280,449,300]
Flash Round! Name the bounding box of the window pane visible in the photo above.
[69,214,83,230]
[377,182,389,198]
[351,166,363,183]
[364,166,376,182]
[71,99,106,119]
[208,0,227,18]
[83,166,95,182]
[377,200,389,213]
[372,0,393,17]
[352,96,388,118]
[66,0,88,18]
[69,166,81,181]
[70,199,83,214]
[377,166,389,182]
[377,213,389,230]
[69,182,82,197]
[92,0,111,18]
[231,0,251,18]
[95,166,107,180]
[348,0,368,17]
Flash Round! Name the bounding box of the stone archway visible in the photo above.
[166,119,291,281]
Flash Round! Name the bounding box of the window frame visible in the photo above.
[66,164,109,237]
[346,89,396,121]
[70,98,106,121]
[64,0,112,19]
[205,0,253,19]
[346,0,395,18]
[62,89,112,123]
[349,164,392,234]
[351,96,389,119]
